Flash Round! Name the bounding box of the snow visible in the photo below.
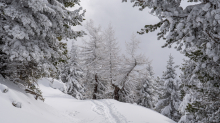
[0,77,176,123]
[0,83,9,93]
[12,101,22,108]
[202,3,211,11]
[0,77,78,123]
[46,78,67,93]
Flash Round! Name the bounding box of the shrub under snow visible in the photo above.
[0,84,9,93]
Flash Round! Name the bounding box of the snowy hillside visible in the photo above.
[0,77,176,123]
[0,77,76,123]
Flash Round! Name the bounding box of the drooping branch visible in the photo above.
[204,30,220,44]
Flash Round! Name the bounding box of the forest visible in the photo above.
[1,0,220,123]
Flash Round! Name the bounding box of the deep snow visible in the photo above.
[0,77,176,123]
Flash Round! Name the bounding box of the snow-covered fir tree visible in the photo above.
[146,63,154,77]
[137,64,154,109]
[61,42,84,100]
[178,61,195,123]
[151,76,164,106]
[155,55,181,122]
[0,0,85,87]
[123,0,220,122]
[178,59,217,123]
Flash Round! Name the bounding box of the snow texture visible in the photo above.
[47,78,67,93]
[0,83,9,93]
[0,77,176,123]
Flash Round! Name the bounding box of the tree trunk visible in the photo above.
[112,60,137,101]
[112,84,120,100]
[93,74,98,99]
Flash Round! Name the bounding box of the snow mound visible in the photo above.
[40,78,67,93]
[0,83,9,93]
[12,101,22,108]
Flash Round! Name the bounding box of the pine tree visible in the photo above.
[0,0,85,87]
[155,55,181,122]
[61,42,84,100]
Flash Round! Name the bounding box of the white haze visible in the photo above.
[69,0,198,76]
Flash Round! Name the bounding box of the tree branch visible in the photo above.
[204,30,220,44]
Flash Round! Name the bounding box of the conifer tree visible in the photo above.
[155,55,181,122]
[178,59,219,123]
[137,64,154,109]
[151,76,164,106]
[61,42,84,100]
[178,60,196,123]
[0,0,85,87]
[123,1,220,122]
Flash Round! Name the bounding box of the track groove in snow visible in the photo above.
[91,100,128,123]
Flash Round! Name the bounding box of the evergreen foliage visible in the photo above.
[123,0,220,122]
[137,64,154,109]
[61,42,84,100]
[151,76,164,106]
[155,55,181,122]
[0,0,85,88]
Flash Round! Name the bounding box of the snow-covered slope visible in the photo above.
[0,77,176,123]
[0,77,77,123]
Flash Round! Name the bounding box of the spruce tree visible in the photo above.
[178,59,220,123]
[0,0,85,87]
[123,1,220,122]
[137,64,154,109]
[61,42,84,100]
[155,55,181,122]
[151,76,164,107]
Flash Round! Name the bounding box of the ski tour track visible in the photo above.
[91,100,128,123]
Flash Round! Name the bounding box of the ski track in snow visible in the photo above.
[91,100,128,123]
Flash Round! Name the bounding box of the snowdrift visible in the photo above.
[0,77,176,123]
[0,77,77,123]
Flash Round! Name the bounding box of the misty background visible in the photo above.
[68,0,197,76]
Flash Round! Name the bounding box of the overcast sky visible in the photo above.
[69,0,197,76]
